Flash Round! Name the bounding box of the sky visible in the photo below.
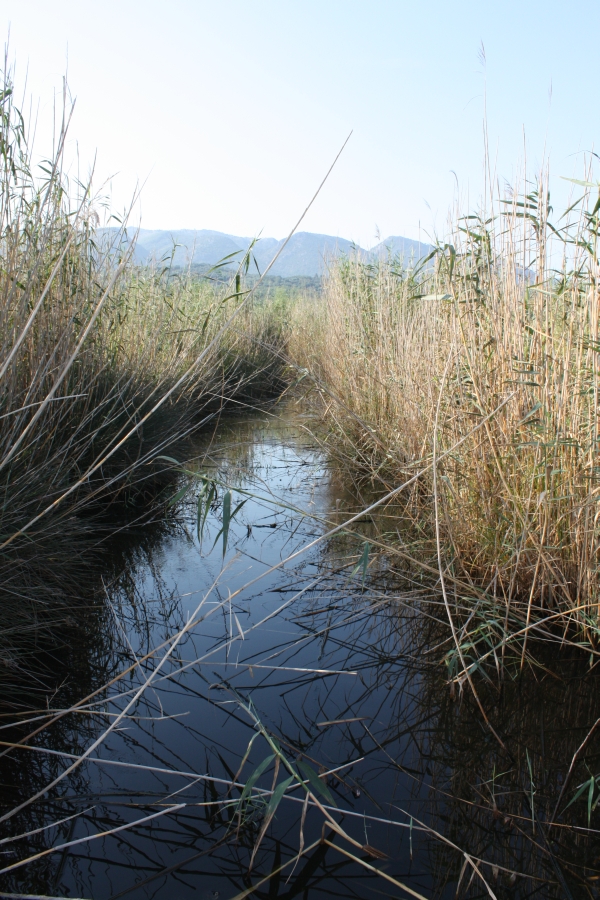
[0,0,597,248]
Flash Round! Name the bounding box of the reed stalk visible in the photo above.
[0,66,286,690]
[291,167,600,659]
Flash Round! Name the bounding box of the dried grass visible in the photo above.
[291,167,600,657]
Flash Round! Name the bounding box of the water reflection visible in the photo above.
[1,405,600,899]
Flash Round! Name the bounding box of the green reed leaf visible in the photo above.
[296,760,337,807]
[239,754,275,806]
[222,490,231,557]
[351,541,370,587]
[264,774,294,820]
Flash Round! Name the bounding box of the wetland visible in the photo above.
[3,59,600,900]
[2,405,600,899]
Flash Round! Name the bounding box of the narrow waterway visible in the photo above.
[2,405,600,899]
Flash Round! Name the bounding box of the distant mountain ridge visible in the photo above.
[106,228,432,278]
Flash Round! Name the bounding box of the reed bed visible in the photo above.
[3,51,600,896]
[0,73,287,691]
[291,171,600,665]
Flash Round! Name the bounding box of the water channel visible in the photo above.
[2,404,600,899]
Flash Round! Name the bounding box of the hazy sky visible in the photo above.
[0,0,597,246]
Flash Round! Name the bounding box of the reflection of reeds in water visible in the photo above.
[3,51,600,897]
[0,65,288,703]
[411,645,600,897]
[2,413,600,899]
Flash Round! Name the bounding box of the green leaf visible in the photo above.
[231,498,248,521]
[565,775,595,812]
[168,482,191,507]
[239,754,275,805]
[248,773,294,872]
[218,495,247,557]
[561,176,599,188]
[197,482,216,543]
[222,490,231,558]
[516,402,542,427]
[220,289,250,306]
[205,250,243,274]
[200,307,212,338]
[351,541,370,587]
[267,774,294,815]
[197,489,206,542]
[297,760,337,807]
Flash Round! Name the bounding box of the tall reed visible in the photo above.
[291,170,600,654]
[0,70,286,686]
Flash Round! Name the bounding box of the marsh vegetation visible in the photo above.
[291,167,600,675]
[2,62,600,899]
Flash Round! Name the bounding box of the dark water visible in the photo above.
[2,406,600,899]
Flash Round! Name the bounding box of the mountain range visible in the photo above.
[107,229,433,278]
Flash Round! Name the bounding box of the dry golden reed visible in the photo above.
[292,171,600,647]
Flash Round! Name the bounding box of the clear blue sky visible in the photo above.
[0,0,597,247]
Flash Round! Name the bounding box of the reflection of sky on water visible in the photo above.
[3,409,600,899]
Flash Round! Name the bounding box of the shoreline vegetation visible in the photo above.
[0,77,288,695]
[2,62,600,689]
[0,59,600,681]
[2,62,600,898]
[290,171,600,678]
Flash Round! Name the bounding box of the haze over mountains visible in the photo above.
[113,229,433,278]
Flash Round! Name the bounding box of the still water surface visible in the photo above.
[3,406,600,899]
